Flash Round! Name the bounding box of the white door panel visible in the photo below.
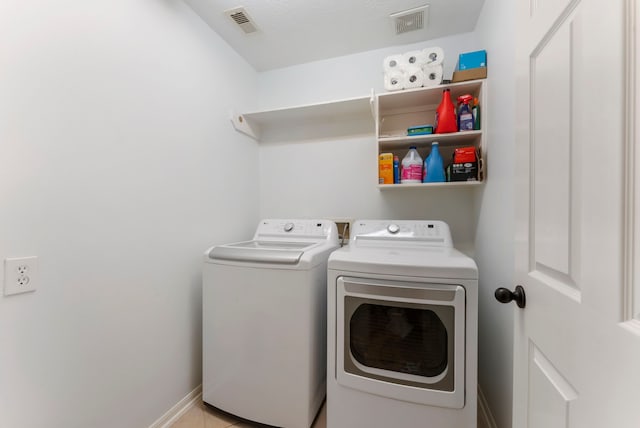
[525,0,573,51]
[528,345,577,428]
[529,0,571,21]
[531,20,572,281]
[514,0,639,427]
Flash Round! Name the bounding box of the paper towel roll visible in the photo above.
[423,47,445,67]
[402,50,428,67]
[384,70,404,91]
[403,66,425,89]
[422,65,444,87]
[383,54,403,72]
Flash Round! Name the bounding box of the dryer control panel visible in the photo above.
[351,220,453,247]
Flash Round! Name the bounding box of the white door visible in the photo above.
[511,0,640,427]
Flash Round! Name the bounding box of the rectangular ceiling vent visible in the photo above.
[390,5,429,35]
[225,6,259,34]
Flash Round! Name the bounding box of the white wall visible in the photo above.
[472,0,516,427]
[0,1,259,427]
[256,34,475,110]
[256,34,484,247]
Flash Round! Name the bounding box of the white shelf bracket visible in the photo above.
[369,88,376,119]
[230,110,259,140]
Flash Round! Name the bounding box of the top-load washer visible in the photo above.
[327,220,478,428]
[203,219,339,428]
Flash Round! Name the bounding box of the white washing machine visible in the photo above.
[203,219,339,428]
[327,220,478,428]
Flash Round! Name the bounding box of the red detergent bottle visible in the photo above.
[435,88,457,134]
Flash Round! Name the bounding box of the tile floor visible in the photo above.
[169,399,489,428]
[170,400,326,428]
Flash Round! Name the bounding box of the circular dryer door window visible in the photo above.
[349,303,451,382]
[335,276,466,409]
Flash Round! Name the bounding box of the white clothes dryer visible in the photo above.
[327,220,478,428]
[203,219,339,428]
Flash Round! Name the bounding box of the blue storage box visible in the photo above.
[457,50,487,70]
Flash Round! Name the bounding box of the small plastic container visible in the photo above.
[393,155,400,184]
[401,147,423,184]
[407,124,434,136]
[472,97,481,130]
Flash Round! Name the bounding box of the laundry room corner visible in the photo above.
[2,0,525,426]
[252,3,516,427]
[471,0,517,427]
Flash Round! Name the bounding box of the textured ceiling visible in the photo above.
[183,0,485,71]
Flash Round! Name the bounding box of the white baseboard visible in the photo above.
[478,385,499,428]
[149,385,202,428]
[155,384,494,428]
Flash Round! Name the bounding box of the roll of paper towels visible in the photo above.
[423,47,445,67]
[384,70,404,91]
[422,65,444,87]
[383,54,404,72]
[403,66,425,89]
[402,50,428,67]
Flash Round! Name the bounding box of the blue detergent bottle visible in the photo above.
[393,155,400,184]
[423,142,446,183]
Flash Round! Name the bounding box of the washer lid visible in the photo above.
[208,240,318,264]
[205,219,340,266]
[328,245,478,279]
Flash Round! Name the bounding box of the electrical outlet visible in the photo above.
[4,256,38,296]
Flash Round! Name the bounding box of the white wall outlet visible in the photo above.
[4,256,38,296]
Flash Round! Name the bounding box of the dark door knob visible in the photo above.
[495,285,526,308]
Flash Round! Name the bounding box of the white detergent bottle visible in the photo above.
[401,146,423,184]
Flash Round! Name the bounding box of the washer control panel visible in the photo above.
[351,220,453,247]
[387,224,400,234]
[254,219,337,240]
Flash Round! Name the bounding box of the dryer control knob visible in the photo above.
[387,224,400,234]
[284,222,294,232]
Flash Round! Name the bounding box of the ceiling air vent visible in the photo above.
[225,6,259,34]
[390,5,429,35]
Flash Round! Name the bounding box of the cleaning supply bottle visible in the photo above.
[393,155,400,184]
[423,142,446,183]
[472,97,481,130]
[457,94,474,131]
[434,89,457,134]
[401,146,423,184]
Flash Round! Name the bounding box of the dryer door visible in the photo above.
[336,276,466,409]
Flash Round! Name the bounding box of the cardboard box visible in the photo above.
[452,67,487,83]
[378,153,394,184]
[450,161,478,182]
[448,147,479,182]
[458,50,487,70]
